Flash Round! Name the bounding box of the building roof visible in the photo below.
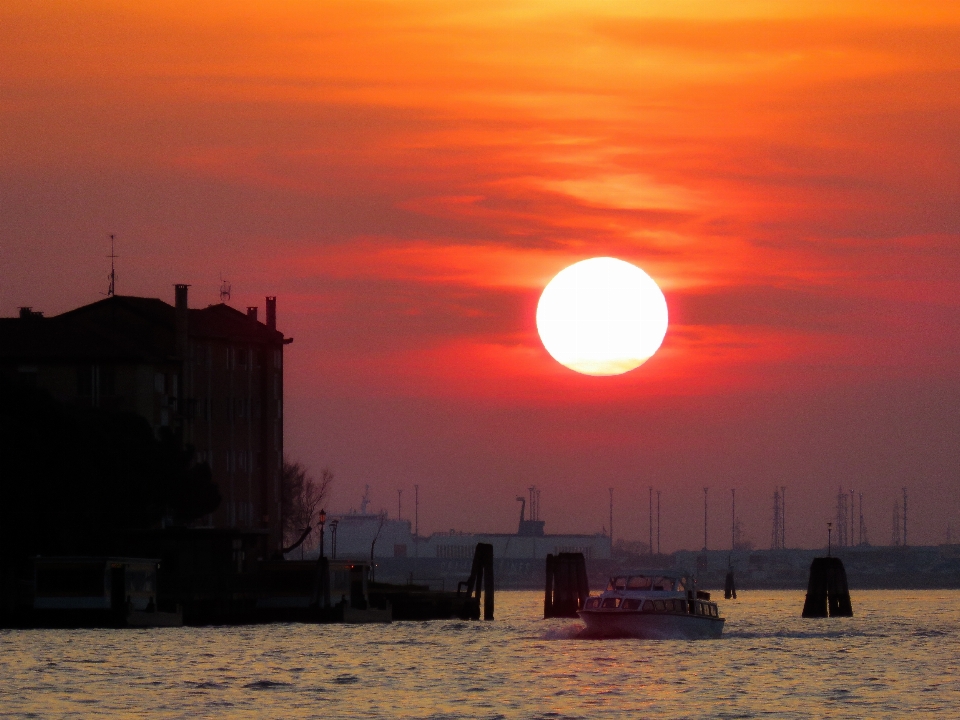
[0,294,289,364]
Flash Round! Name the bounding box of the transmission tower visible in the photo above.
[858,491,867,546]
[771,488,784,550]
[902,487,908,547]
[106,234,118,296]
[836,488,848,547]
[892,499,902,546]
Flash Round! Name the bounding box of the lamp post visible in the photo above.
[318,508,327,558]
[827,522,832,557]
[330,519,339,559]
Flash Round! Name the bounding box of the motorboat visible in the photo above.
[577,572,724,639]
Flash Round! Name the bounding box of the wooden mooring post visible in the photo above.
[801,557,853,617]
[543,553,589,618]
[724,569,737,600]
[461,543,494,620]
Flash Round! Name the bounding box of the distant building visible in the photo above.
[308,505,610,588]
[0,287,292,551]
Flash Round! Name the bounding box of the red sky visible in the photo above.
[3,1,960,550]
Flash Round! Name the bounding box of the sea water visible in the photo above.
[2,590,959,719]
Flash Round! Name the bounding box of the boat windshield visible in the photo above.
[607,577,629,591]
[609,575,686,591]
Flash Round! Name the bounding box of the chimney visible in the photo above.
[247,306,258,321]
[175,284,189,359]
[265,296,276,331]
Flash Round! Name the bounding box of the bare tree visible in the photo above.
[280,460,333,556]
[369,511,387,581]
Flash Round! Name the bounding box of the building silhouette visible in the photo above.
[0,287,291,550]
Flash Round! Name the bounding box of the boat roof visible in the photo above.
[611,569,688,580]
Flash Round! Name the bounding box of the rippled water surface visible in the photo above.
[3,590,960,718]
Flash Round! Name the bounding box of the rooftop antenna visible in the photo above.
[219,272,231,303]
[106,234,118,297]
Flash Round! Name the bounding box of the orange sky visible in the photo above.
[3,1,960,549]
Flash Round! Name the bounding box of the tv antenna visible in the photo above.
[219,272,231,302]
[106,234,118,296]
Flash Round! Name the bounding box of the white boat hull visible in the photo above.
[578,610,724,640]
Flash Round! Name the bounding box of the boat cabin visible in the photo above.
[583,573,720,618]
[605,574,686,592]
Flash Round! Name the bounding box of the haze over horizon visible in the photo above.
[3,1,959,551]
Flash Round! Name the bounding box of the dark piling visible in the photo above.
[802,557,853,617]
[543,552,589,618]
[724,569,737,600]
[463,543,494,620]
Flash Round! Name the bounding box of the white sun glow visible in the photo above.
[536,257,668,376]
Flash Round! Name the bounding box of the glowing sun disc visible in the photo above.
[536,257,668,376]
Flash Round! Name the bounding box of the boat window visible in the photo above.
[626,576,652,590]
[665,599,676,612]
[601,597,621,609]
[676,579,685,591]
[622,599,641,610]
[642,600,654,612]
[653,600,665,612]
[695,602,702,615]
[710,605,718,617]
[585,597,600,609]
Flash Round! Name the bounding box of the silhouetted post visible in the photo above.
[544,553,589,618]
[544,554,555,617]
[802,557,853,618]
[724,569,737,600]
[465,543,494,620]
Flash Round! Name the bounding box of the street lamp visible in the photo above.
[331,519,339,559]
[318,508,327,558]
[827,522,833,557]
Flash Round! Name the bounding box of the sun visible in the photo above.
[536,257,668,376]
